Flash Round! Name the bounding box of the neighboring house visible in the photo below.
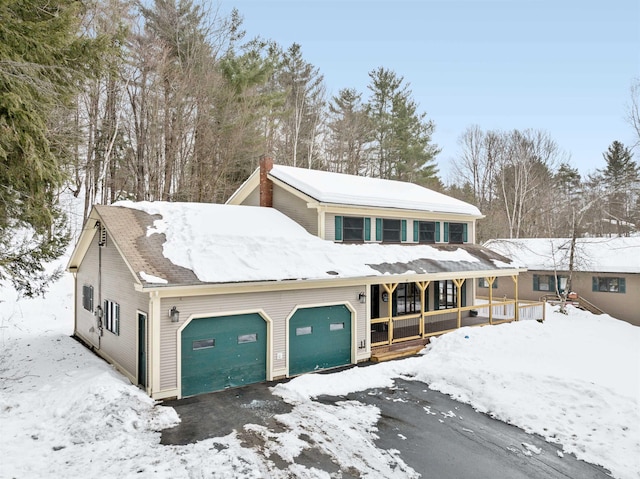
[484,237,640,326]
[68,159,536,400]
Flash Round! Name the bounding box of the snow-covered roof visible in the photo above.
[484,237,640,274]
[102,201,515,286]
[269,165,483,217]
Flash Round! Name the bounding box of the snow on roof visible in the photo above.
[484,237,640,274]
[269,165,482,216]
[114,201,512,284]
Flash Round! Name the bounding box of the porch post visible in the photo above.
[512,275,519,321]
[453,278,465,329]
[487,276,496,325]
[382,283,398,344]
[416,281,430,337]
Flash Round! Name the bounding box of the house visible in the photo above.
[483,237,640,326]
[67,159,539,400]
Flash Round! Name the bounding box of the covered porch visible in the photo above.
[369,275,545,358]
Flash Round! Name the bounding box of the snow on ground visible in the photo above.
[1,258,639,478]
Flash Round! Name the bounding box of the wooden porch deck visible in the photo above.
[370,300,544,362]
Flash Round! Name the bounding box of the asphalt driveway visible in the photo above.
[161,375,611,478]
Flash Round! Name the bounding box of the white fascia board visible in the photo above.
[134,268,525,298]
[307,203,485,221]
[225,168,260,205]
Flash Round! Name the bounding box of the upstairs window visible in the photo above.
[448,223,465,244]
[382,219,401,243]
[82,285,94,311]
[343,217,364,241]
[335,216,370,242]
[418,221,436,243]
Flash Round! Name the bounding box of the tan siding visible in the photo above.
[491,271,639,326]
[75,231,148,380]
[158,285,367,392]
[273,186,318,235]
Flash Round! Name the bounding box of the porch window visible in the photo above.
[592,277,626,293]
[395,283,422,315]
[436,280,457,309]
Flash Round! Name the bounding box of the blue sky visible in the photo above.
[220,0,639,181]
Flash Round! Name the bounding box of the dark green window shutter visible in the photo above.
[434,281,440,309]
[493,278,498,289]
[413,221,419,242]
[392,290,398,316]
[364,218,371,241]
[463,223,468,242]
[443,222,449,243]
[619,278,626,293]
[461,280,467,307]
[401,220,407,242]
[550,275,556,293]
[592,277,598,292]
[375,218,382,241]
[533,275,539,291]
[335,216,343,241]
[435,222,441,242]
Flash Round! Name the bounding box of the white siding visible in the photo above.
[243,187,260,206]
[75,232,148,381]
[158,285,367,392]
[273,186,317,235]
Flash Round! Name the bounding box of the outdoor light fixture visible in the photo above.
[382,292,389,302]
[358,292,366,304]
[169,306,180,323]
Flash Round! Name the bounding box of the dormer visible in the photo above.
[227,157,484,245]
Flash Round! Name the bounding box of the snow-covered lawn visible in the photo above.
[1,260,638,478]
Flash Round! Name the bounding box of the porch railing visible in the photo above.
[371,299,545,347]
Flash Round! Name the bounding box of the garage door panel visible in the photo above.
[181,314,266,397]
[289,305,351,376]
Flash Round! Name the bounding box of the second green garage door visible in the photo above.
[289,305,352,376]
[181,313,267,397]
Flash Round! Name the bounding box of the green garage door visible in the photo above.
[289,305,352,376]
[181,313,267,397]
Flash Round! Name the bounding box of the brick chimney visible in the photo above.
[259,156,274,207]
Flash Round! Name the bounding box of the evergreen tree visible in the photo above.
[601,141,638,235]
[0,0,105,296]
[366,67,439,182]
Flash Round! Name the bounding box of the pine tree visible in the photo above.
[0,0,105,296]
[366,67,439,182]
[602,141,638,235]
